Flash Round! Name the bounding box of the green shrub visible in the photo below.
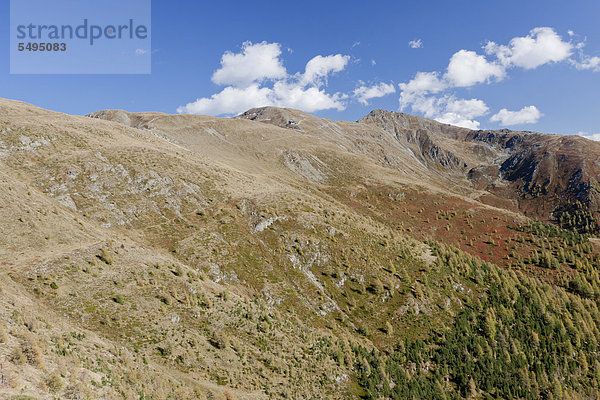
[113,294,125,305]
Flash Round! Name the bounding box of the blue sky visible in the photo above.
[2,0,600,136]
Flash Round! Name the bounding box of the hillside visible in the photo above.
[1,98,600,399]
[239,107,600,233]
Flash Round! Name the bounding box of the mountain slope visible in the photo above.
[2,98,600,399]
[236,107,600,233]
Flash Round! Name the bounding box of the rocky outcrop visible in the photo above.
[358,109,600,233]
[359,110,469,171]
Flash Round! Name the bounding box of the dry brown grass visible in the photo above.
[2,98,596,399]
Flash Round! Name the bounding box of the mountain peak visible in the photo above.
[359,108,473,134]
[236,106,319,129]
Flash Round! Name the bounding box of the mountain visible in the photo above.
[2,98,600,399]
[239,107,600,233]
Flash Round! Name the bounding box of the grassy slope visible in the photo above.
[1,99,600,399]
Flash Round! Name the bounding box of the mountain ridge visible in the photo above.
[88,103,600,233]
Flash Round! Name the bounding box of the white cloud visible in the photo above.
[272,82,346,112]
[135,48,149,55]
[177,82,347,116]
[445,50,505,87]
[181,27,596,121]
[490,106,542,126]
[397,50,501,126]
[408,39,423,49]
[397,27,583,128]
[445,98,489,119]
[354,82,396,105]
[570,53,600,72]
[399,71,446,96]
[177,85,272,115]
[408,96,439,119]
[435,113,482,130]
[398,71,447,109]
[484,27,572,69]
[435,97,489,129]
[178,42,349,116]
[400,94,489,129]
[578,131,600,141]
[567,36,600,72]
[352,41,361,48]
[211,41,287,87]
[300,54,350,86]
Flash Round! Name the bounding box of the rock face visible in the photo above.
[87,109,132,126]
[358,109,470,171]
[366,112,600,233]
[454,129,600,232]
